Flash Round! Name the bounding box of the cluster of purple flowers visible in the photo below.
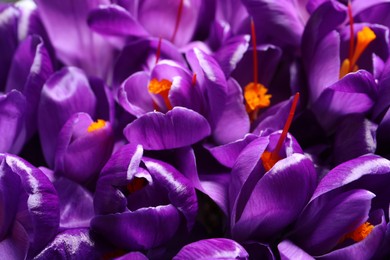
[1,0,390,259]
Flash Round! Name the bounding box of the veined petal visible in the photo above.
[124,107,211,150]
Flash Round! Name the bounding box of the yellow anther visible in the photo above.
[87,119,106,132]
[148,78,173,110]
[344,222,374,243]
[244,82,271,113]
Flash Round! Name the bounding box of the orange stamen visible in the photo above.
[170,0,184,43]
[87,119,106,132]
[340,3,376,78]
[127,177,148,193]
[342,222,374,243]
[244,18,272,121]
[261,93,300,171]
[148,78,173,110]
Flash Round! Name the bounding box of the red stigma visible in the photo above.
[171,0,184,43]
[262,93,300,171]
[155,37,162,65]
[250,18,258,87]
[191,73,197,86]
[348,1,355,68]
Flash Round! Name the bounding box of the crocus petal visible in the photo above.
[0,6,19,91]
[186,48,228,129]
[232,44,282,89]
[0,90,26,153]
[199,173,230,216]
[5,35,53,139]
[137,0,201,47]
[0,221,29,260]
[213,34,250,77]
[302,1,346,102]
[354,0,390,29]
[33,228,101,259]
[2,154,59,257]
[373,58,390,119]
[213,78,249,145]
[278,240,314,260]
[241,0,308,48]
[35,0,113,77]
[204,133,258,168]
[312,70,377,131]
[124,107,211,150]
[143,158,198,230]
[333,115,377,165]
[87,4,147,37]
[0,159,21,240]
[173,238,249,260]
[318,211,387,260]
[55,112,114,183]
[38,67,97,167]
[293,189,375,255]
[312,154,390,200]
[232,154,317,241]
[53,178,94,229]
[91,205,182,250]
[113,38,185,88]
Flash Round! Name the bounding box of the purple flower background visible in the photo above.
[1,0,390,259]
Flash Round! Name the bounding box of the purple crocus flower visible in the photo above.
[173,238,249,259]
[91,143,198,251]
[54,112,114,185]
[278,154,390,259]
[0,153,59,259]
[38,66,113,168]
[229,131,317,243]
[35,0,114,78]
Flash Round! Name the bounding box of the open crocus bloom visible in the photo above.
[278,154,390,259]
[0,153,59,259]
[91,144,198,250]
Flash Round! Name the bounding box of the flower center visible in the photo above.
[343,222,374,242]
[148,78,173,110]
[261,93,300,171]
[87,119,106,132]
[244,18,272,121]
[127,177,148,193]
[339,3,376,78]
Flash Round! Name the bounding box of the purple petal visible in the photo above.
[124,107,211,150]
[173,238,249,259]
[0,6,19,91]
[38,67,97,167]
[5,35,53,139]
[92,205,182,250]
[213,34,250,77]
[35,0,113,77]
[33,228,101,259]
[319,211,387,259]
[2,154,59,257]
[293,189,375,255]
[241,0,308,48]
[55,112,114,184]
[53,178,94,229]
[88,4,147,37]
[0,90,26,153]
[312,70,376,131]
[118,71,154,117]
[205,133,257,168]
[137,0,201,47]
[312,154,390,201]
[212,78,250,145]
[232,154,317,241]
[333,115,377,165]
[143,158,198,230]
[278,240,314,260]
[199,173,230,216]
[0,221,29,260]
[186,48,228,129]
[232,44,282,89]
